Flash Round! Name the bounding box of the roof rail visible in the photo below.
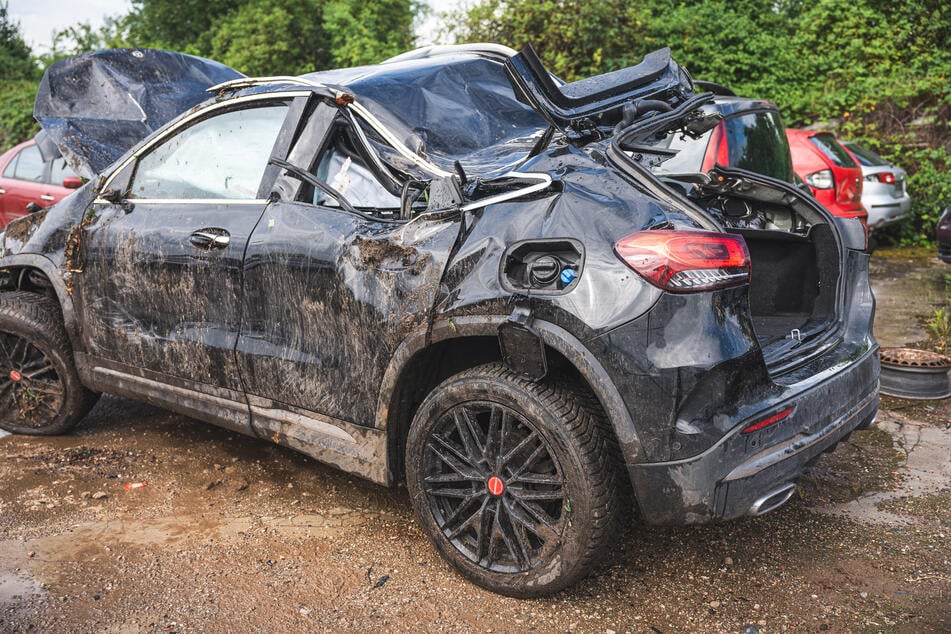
[382,43,517,64]
[207,75,326,92]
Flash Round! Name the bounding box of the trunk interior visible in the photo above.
[739,224,839,350]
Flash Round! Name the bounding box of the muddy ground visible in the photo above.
[0,254,949,633]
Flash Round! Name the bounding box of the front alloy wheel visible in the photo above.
[0,331,66,427]
[0,291,98,435]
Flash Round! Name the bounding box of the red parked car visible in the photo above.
[0,139,81,227]
[786,129,865,222]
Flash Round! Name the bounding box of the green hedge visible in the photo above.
[0,79,39,149]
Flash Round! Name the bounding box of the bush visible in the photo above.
[450,0,951,246]
[0,80,39,149]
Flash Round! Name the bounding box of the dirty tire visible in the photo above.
[0,291,97,435]
[406,363,620,597]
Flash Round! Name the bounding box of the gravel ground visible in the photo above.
[0,255,948,633]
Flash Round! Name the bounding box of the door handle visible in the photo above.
[189,229,231,249]
[40,194,55,202]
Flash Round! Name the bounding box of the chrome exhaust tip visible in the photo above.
[748,483,797,516]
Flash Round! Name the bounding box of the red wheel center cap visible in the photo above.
[486,475,505,497]
[8,370,21,382]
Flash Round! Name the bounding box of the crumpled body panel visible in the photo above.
[34,49,244,179]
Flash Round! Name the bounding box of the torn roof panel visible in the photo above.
[34,45,694,182]
[301,53,550,176]
[34,49,245,179]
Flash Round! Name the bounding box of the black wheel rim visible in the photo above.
[422,401,566,574]
[0,332,64,427]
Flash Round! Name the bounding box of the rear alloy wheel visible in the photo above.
[406,363,619,597]
[0,291,97,435]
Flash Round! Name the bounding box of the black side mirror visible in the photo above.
[25,202,44,213]
[100,188,124,203]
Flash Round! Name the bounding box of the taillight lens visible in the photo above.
[872,172,896,184]
[741,407,794,434]
[615,230,750,293]
[805,169,834,189]
[838,175,862,204]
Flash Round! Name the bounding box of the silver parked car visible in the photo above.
[843,141,911,229]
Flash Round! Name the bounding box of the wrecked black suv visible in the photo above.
[0,44,878,597]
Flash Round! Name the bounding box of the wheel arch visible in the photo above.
[378,315,645,484]
[0,255,81,349]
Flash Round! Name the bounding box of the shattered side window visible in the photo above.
[309,128,400,213]
[130,104,288,200]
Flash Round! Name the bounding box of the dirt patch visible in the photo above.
[870,255,949,348]
[0,395,948,633]
[2,210,47,245]
[881,394,951,428]
[877,491,951,526]
[797,426,905,504]
[353,236,421,268]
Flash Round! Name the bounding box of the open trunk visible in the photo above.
[740,223,839,354]
[685,173,844,369]
[498,43,849,372]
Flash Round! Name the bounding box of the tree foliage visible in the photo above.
[207,0,331,75]
[323,0,420,68]
[449,0,653,79]
[123,0,418,75]
[448,0,951,246]
[0,3,39,146]
[127,0,247,52]
[0,1,36,80]
[0,80,39,148]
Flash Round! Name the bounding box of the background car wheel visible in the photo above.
[406,363,620,597]
[0,291,98,435]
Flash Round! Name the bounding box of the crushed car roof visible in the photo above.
[34,49,245,179]
[34,45,695,180]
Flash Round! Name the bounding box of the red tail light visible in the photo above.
[614,230,750,293]
[875,172,896,184]
[741,407,794,434]
[836,175,862,204]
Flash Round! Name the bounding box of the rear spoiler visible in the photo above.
[504,44,695,132]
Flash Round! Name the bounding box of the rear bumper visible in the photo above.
[866,194,912,229]
[627,344,879,525]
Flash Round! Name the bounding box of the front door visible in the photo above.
[76,100,295,394]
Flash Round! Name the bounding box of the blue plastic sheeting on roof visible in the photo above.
[34,49,244,179]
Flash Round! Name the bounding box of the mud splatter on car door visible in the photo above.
[238,201,459,428]
[76,102,296,391]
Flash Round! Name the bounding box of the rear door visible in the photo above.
[237,105,460,428]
